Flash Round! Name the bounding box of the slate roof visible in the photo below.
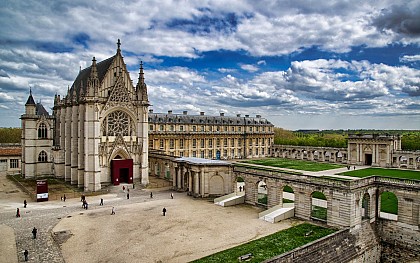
[69,55,116,100]
[148,112,273,126]
[36,103,49,116]
[25,93,35,105]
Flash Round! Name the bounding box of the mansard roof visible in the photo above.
[69,55,116,100]
[148,112,274,126]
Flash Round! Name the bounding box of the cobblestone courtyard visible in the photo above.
[0,176,299,263]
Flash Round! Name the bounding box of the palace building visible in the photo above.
[21,40,150,191]
[148,110,274,159]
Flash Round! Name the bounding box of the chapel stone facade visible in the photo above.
[21,40,149,191]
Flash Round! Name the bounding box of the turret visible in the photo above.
[136,61,149,102]
[25,88,36,115]
[86,56,99,97]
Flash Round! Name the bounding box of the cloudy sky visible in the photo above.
[0,0,419,130]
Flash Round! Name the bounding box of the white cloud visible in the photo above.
[400,54,420,62]
[240,64,259,72]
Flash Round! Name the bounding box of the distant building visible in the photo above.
[148,111,274,159]
[0,144,21,173]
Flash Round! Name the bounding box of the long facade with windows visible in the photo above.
[148,110,274,159]
[21,41,149,191]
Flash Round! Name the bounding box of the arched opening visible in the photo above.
[165,163,171,179]
[380,191,398,220]
[257,181,267,205]
[311,191,327,221]
[236,176,245,194]
[362,193,370,219]
[282,185,294,208]
[38,151,48,162]
[399,156,408,167]
[313,151,319,160]
[110,152,132,185]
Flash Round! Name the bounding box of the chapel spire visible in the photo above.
[136,61,148,102]
[86,56,99,97]
[117,39,121,54]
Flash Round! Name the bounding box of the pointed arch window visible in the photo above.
[38,123,48,139]
[38,151,48,162]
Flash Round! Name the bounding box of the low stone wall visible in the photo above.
[377,219,420,252]
[263,222,381,263]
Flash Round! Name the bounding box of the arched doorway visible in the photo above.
[311,191,327,221]
[283,185,294,207]
[362,193,370,219]
[257,181,267,205]
[380,191,398,220]
[111,154,133,185]
[236,176,245,193]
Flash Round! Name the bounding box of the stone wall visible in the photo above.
[377,219,420,252]
[263,222,381,263]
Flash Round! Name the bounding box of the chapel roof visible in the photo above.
[35,103,49,116]
[69,55,116,100]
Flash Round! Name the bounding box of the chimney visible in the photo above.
[220,112,225,116]
[149,109,154,113]
[183,111,188,115]
[168,110,173,114]
[245,115,249,117]
[256,115,261,118]
[236,114,241,117]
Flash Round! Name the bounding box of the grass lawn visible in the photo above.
[241,158,344,172]
[339,167,420,180]
[311,206,327,221]
[191,223,336,263]
[381,192,398,214]
[283,185,293,193]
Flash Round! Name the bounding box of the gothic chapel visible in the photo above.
[21,40,149,191]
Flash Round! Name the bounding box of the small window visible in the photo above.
[38,151,48,162]
[10,159,19,168]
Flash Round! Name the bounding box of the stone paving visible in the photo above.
[0,182,161,263]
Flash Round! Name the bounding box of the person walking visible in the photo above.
[170,193,174,199]
[16,208,20,218]
[24,249,29,261]
[150,192,153,198]
[100,198,104,206]
[162,207,167,216]
[85,202,88,210]
[127,193,130,199]
[111,207,115,215]
[63,194,66,202]
[32,227,37,239]
[23,199,27,208]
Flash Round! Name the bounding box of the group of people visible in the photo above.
[22,227,38,261]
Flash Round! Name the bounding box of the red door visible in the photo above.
[111,159,133,185]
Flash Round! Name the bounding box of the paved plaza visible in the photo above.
[0,175,299,263]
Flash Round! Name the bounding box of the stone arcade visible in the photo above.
[21,40,149,191]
